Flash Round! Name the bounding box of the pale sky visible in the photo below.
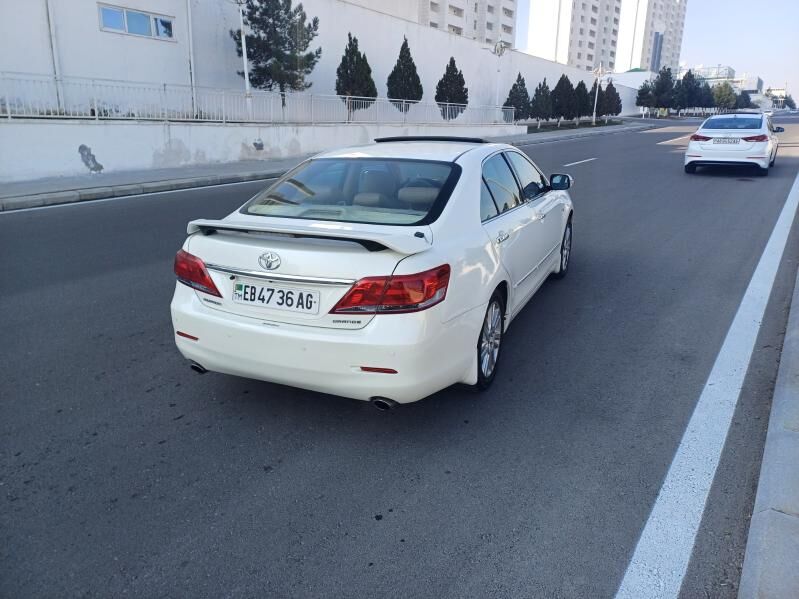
[517,0,798,95]
[681,0,798,95]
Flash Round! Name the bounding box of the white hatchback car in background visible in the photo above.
[684,112,784,176]
[171,137,574,409]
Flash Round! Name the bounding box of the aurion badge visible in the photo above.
[258,252,281,271]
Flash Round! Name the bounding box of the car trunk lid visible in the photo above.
[185,216,432,330]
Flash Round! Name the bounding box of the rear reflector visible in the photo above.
[331,264,451,314]
[742,134,768,142]
[174,249,222,297]
[360,367,398,374]
[176,331,199,341]
[690,134,712,142]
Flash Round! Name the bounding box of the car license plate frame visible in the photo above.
[232,279,320,315]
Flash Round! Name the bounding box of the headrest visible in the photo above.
[352,192,386,207]
[398,187,439,208]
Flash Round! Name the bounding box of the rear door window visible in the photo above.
[480,179,500,222]
[482,154,521,213]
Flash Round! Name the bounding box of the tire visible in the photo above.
[475,291,505,391]
[770,152,776,167]
[757,165,770,177]
[551,219,572,280]
[684,164,696,174]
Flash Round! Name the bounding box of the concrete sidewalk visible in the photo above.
[0,121,661,212]
[0,156,307,211]
[738,265,799,598]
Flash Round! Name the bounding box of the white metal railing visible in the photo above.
[0,72,515,125]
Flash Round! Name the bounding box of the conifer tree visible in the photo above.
[386,37,424,113]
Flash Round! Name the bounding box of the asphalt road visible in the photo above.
[3,118,799,598]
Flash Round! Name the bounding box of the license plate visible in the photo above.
[713,137,740,144]
[232,280,320,314]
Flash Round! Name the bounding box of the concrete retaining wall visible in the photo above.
[0,119,525,182]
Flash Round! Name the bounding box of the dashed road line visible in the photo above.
[563,157,597,167]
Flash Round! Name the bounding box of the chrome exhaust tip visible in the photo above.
[371,397,399,411]
[189,361,207,374]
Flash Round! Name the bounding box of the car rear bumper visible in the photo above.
[685,147,769,169]
[170,284,482,403]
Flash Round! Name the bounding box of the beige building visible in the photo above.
[344,0,517,47]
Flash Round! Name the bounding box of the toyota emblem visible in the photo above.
[258,252,281,271]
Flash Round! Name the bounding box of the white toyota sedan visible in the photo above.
[684,112,783,176]
[171,137,574,408]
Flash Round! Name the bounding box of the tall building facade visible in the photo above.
[345,0,517,48]
[523,0,623,72]
[521,0,686,74]
[616,0,687,73]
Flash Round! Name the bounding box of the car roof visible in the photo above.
[314,139,508,162]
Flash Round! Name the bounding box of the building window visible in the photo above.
[487,4,494,13]
[100,6,124,30]
[577,52,582,59]
[502,24,512,33]
[449,4,463,17]
[98,4,174,39]
[430,21,439,28]
[503,7,514,17]
[448,24,463,35]
[588,41,594,49]
[587,53,593,60]
[486,21,493,29]
[430,2,439,12]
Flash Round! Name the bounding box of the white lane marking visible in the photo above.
[563,157,597,167]
[0,177,275,215]
[615,168,799,599]
[657,134,690,145]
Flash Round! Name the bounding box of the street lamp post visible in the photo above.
[230,0,253,119]
[591,62,611,126]
[482,41,508,121]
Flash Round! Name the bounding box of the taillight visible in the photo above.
[742,134,768,142]
[174,249,222,297]
[331,264,450,314]
[690,134,712,141]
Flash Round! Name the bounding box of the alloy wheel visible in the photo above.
[480,300,502,379]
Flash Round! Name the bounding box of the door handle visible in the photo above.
[496,231,510,244]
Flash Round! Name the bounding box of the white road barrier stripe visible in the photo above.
[563,158,598,167]
[615,169,799,599]
[657,134,690,145]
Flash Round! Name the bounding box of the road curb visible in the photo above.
[738,265,799,598]
[0,169,287,212]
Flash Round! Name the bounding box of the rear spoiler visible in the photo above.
[187,219,432,255]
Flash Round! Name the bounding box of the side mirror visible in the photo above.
[550,174,573,190]
[775,126,785,133]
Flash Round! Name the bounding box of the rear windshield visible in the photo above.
[242,158,460,226]
[703,116,762,130]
